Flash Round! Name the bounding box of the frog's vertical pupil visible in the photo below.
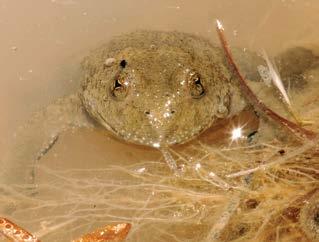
[120,60,127,68]
[189,74,205,98]
[194,77,201,85]
[114,79,122,88]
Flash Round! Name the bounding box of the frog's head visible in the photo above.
[81,31,232,147]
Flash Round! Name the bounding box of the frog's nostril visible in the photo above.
[171,110,176,114]
[145,110,151,115]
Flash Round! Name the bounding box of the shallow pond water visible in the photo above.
[1,0,319,241]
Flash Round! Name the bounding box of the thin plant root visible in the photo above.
[204,196,240,241]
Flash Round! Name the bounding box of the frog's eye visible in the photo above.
[188,73,205,99]
[120,59,127,68]
[111,77,129,100]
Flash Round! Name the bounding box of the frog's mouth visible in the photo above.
[99,116,211,148]
[95,102,214,148]
[124,117,212,148]
[96,110,119,136]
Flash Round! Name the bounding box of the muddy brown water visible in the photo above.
[1,0,319,241]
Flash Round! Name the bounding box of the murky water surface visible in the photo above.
[1,1,319,241]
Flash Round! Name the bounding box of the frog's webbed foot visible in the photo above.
[0,93,94,186]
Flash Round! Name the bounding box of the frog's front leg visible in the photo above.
[0,93,94,186]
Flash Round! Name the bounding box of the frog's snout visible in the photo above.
[142,97,178,133]
[143,107,179,146]
[142,95,178,123]
[144,109,176,118]
[143,108,177,131]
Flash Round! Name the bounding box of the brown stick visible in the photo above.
[72,223,131,242]
[216,20,317,140]
[0,217,40,242]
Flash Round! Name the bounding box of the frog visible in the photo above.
[1,30,317,185]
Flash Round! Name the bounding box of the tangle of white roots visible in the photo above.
[1,132,319,242]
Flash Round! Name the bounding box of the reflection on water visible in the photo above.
[1,0,319,241]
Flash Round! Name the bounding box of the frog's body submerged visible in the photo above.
[81,31,245,147]
[1,30,316,185]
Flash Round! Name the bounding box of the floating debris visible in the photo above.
[105,58,116,67]
[261,49,292,107]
